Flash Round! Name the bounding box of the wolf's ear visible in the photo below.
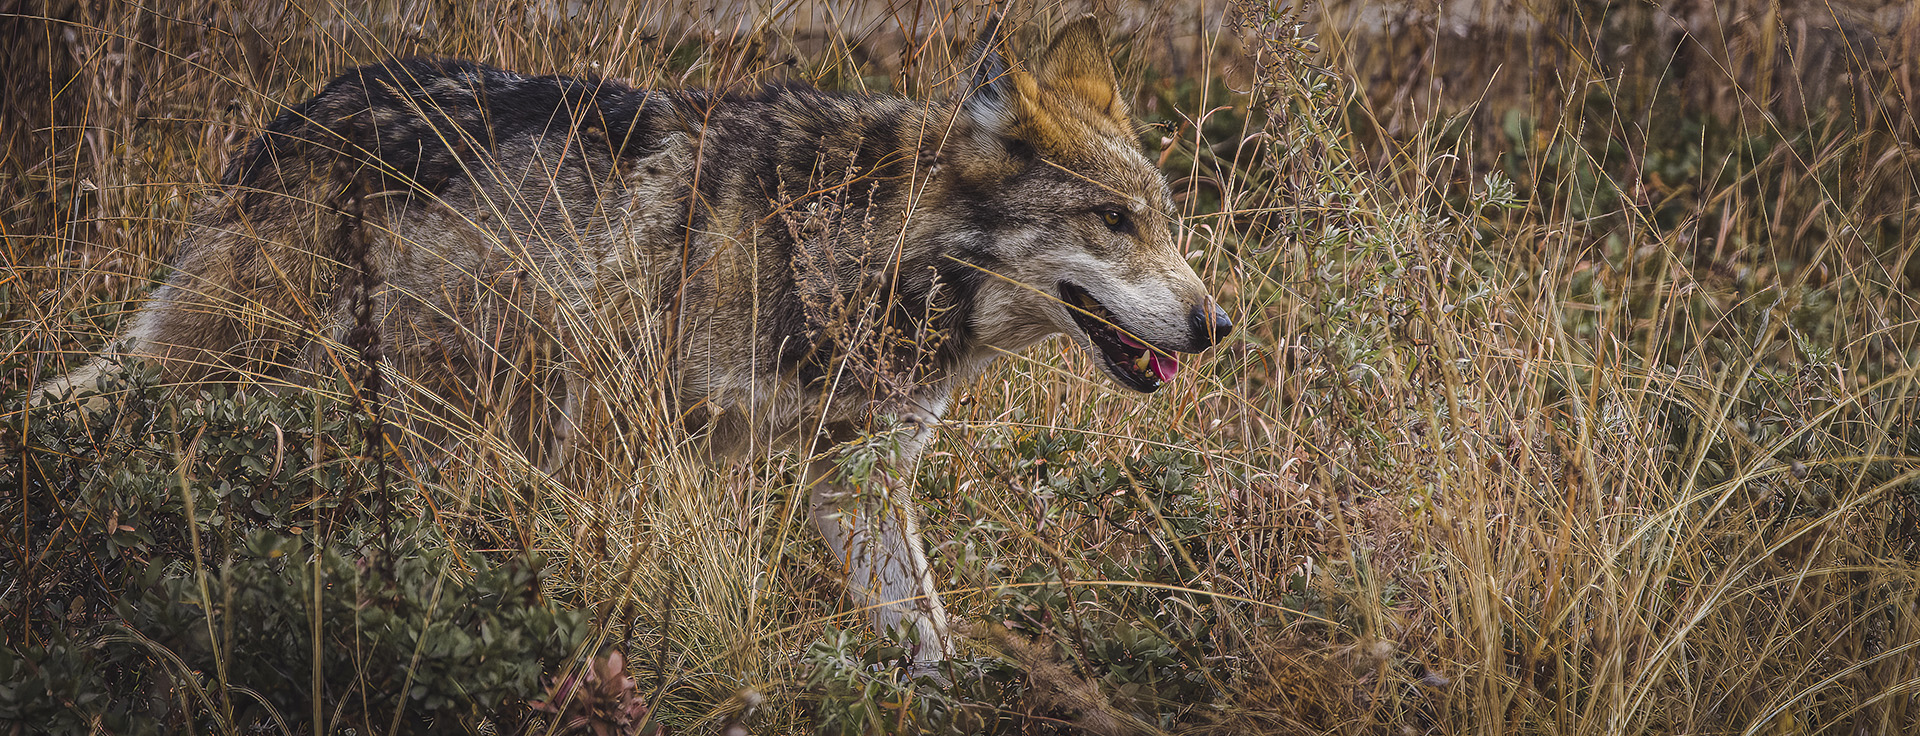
[959,15,1018,135]
[1034,15,1129,127]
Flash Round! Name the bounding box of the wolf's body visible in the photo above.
[40,18,1229,664]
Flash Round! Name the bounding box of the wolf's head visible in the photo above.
[935,16,1231,393]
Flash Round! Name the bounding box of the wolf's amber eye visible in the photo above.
[1100,209,1127,231]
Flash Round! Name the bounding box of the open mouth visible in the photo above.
[1058,282,1180,393]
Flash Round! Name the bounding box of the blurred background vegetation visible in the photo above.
[3,0,1918,733]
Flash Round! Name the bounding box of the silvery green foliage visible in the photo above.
[3,371,587,734]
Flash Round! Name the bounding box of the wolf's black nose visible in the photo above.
[1189,300,1233,350]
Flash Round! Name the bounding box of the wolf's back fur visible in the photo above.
[44,19,1227,664]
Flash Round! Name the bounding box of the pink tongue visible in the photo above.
[1149,354,1180,382]
[1118,333,1180,382]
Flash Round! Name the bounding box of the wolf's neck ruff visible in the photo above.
[38,17,1230,667]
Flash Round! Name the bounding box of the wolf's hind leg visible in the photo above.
[35,280,240,408]
[807,416,956,666]
[35,352,125,408]
[36,244,324,411]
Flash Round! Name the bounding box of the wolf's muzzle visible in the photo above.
[1189,300,1233,350]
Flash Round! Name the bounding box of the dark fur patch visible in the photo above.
[225,58,665,206]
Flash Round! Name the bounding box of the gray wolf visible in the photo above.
[37,16,1232,665]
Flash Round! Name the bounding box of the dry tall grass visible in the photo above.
[5,0,1919,733]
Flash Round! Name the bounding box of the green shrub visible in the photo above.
[809,436,1306,735]
[2,370,590,734]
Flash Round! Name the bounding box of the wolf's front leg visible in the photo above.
[808,415,955,666]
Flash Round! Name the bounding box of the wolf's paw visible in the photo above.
[904,660,952,687]
[868,658,952,688]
